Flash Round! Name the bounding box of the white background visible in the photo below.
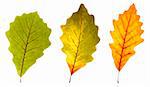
[0,0,149,87]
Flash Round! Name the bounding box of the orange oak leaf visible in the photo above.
[110,4,144,83]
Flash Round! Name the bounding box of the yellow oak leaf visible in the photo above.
[60,4,100,82]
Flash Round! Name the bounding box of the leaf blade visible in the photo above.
[60,4,100,78]
[110,4,144,71]
[6,12,51,77]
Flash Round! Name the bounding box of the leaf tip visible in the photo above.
[80,3,85,8]
[78,3,87,13]
[129,3,137,12]
[131,3,135,7]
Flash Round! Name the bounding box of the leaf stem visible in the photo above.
[20,78,22,83]
[117,71,120,84]
[69,75,72,83]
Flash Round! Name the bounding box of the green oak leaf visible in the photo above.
[6,12,51,77]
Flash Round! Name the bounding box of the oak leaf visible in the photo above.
[6,12,51,79]
[110,4,144,83]
[60,4,100,82]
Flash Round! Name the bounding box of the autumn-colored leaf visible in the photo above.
[6,12,51,81]
[110,4,144,83]
[60,4,100,83]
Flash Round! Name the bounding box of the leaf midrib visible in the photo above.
[20,16,35,77]
[71,14,83,75]
[118,14,132,71]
